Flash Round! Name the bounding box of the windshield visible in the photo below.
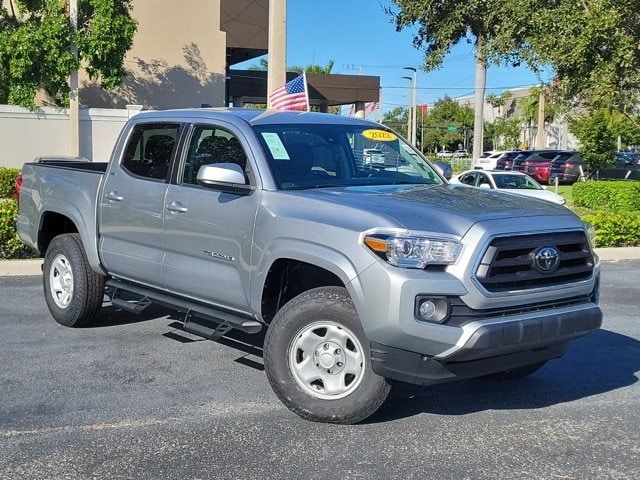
[493,174,542,190]
[253,124,444,190]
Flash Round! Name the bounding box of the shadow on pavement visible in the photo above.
[367,329,639,423]
[83,303,181,328]
[81,302,638,424]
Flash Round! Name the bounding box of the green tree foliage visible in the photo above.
[383,97,474,153]
[387,1,530,69]
[569,109,617,171]
[519,0,640,111]
[249,58,335,75]
[485,118,520,150]
[0,0,137,108]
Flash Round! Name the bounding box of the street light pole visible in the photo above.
[404,67,417,146]
[401,76,412,142]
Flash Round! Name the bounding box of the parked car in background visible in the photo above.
[472,150,506,170]
[549,152,585,184]
[363,148,385,166]
[436,150,453,158]
[453,149,469,158]
[513,150,569,183]
[494,150,521,170]
[451,170,567,205]
[592,153,640,180]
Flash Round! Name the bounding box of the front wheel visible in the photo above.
[43,233,105,327]
[263,287,391,424]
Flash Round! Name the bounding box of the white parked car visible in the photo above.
[436,150,453,158]
[472,150,506,170]
[453,149,469,158]
[450,170,567,205]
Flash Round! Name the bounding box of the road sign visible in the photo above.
[447,125,458,132]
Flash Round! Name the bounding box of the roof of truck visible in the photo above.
[133,108,380,127]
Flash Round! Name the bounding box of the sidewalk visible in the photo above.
[1,247,640,276]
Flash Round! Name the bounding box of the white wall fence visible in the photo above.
[0,104,143,168]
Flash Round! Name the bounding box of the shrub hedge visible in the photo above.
[580,210,640,248]
[0,167,20,199]
[0,199,33,259]
[573,180,640,211]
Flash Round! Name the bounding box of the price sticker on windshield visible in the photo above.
[362,129,398,142]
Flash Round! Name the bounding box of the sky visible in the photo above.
[238,0,552,116]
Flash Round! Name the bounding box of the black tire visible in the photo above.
[263,286,391,424]
[489,361,548,380]
[43,233,105,327]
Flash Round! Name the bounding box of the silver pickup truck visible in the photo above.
[18,109,602,424]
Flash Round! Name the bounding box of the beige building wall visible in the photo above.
[0,106,140,167]
[81,0,228,109]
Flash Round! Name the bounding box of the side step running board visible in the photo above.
[106,279,262,336]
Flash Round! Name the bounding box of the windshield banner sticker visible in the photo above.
[362,129,398,142]
[261,132,290,160]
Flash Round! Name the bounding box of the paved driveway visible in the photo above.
[1,261,638,479]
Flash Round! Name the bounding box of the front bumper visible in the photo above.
[370,303,602,385]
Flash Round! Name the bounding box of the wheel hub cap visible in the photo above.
[49,254,74,309]
[288,321,365,400]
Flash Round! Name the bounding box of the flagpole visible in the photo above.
[303,70,311,112]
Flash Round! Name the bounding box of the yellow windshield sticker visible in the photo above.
[362,129,398,142]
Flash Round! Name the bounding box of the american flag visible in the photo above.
[348,101,380,117]
[269,73,309,111]
[365,101,380,116]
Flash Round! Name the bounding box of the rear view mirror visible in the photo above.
[197,163,252,194]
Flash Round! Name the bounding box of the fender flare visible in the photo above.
[250,238,372,320]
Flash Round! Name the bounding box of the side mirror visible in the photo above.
[433,161,452,180]
[541,185,548,190]
[479,183,491,189]
[197,163,252,194]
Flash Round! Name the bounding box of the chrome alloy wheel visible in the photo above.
[288,321,365,400]
[49,254,74,309]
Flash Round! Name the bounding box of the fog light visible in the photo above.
[415,296,450,323]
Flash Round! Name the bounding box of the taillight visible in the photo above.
[14,173,22,203]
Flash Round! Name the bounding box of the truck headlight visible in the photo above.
[363,233,463,269]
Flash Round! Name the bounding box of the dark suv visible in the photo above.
[593,153,640,180]
[494,150,521,170]
[513,150,564,182]
[549,152,584,184]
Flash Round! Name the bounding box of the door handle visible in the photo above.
[105,191,123,202]
[166,201,188,214]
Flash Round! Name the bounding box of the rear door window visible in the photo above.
[122,123,180,181]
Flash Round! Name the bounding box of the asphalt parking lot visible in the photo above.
[1,261,638,480]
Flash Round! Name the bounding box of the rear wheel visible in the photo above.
[490,361,548,380]
[263,286,391,424]
[43,233,105,327]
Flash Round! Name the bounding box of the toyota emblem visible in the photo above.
[533,246,560,272]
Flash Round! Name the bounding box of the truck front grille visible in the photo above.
[476,231,594,292]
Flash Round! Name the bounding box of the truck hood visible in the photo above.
[291,184,578,237]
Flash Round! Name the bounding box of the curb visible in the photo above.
[0,259,42,277]
[595,247,640,262]
[1,248,639,277]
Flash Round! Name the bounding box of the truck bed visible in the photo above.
[32,160,108,173]
[17,161,106,272]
